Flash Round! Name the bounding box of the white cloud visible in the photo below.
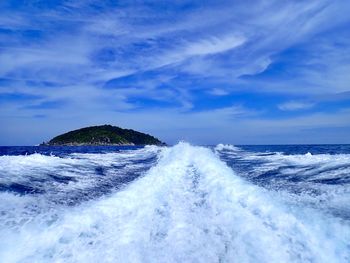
[208,88,230,96]
[278,101,315,111]
[184,35,246,56]
[1,0,350,144]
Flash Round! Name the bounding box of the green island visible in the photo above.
[41,125,165,146]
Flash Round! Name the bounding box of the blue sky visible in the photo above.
[1,0,350,145]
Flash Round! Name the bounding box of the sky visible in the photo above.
[1,0,350,145]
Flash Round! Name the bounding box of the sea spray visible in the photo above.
[0,143,349,262]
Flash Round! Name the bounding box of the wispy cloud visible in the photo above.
[207,88,230,96]
[184,35,246,57]
[278,101,315,111]
[0,0,350,144]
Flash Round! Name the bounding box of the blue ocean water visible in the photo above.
[0,143,349,262]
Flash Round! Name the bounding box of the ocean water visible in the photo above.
[0,143,349,263]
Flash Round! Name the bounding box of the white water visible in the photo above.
[0,143,349,262]
[214,144,350,220]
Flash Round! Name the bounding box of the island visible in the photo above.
[41,125,165,146]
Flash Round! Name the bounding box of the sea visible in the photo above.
[0,143,349,263]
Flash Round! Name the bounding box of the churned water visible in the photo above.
[0,143,349,262]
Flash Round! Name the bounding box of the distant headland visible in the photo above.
[41,125,165,146]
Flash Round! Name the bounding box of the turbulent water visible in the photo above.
[0,143,349,263]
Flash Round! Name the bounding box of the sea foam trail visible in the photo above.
[0,146,160,206]
[215,144,350,220]
[1,143,349,263]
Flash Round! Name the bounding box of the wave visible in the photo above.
[215,143,242,152]
[0,142,349,262]
[215,144,350,222]
[0,146,160,205]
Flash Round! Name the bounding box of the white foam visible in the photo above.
[222,148,350,218]
[1,143,349,262]
[0,146,160,193]
[215,143,242,152]
[236,150,350,182]
[241,150,350,166]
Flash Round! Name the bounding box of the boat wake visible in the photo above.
[0,143,349,262]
